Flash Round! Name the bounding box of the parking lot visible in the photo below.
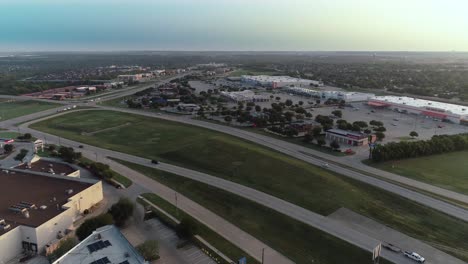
[311,102,468,142]
[146,218,217,264]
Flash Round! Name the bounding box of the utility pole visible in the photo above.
[175,192,179,218]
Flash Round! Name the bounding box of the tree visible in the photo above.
[14,149,28,161]
[76,213,114,241]
[370,120,384,127]
[136,240,159,261]
[410,131,419,138]
[58,146,82,163]
[317,137,326,147]
[298,101,304,106]
[330,140,340,150]
[224,115,232,123]
[376,131,385,141]
[303,133,313,143]
[108,198,134,227]
[255,105,261,112]
[275,96,281,101]
[331,110,342,118]
[312,126,322,138]
[23,133,32,140]
[3,144,13,153]
[352,121,368,128]
[285,99,293,107]
[176,218,198,239]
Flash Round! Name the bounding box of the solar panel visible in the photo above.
[97,240,105,249]
[90,257,110,264]
[87,240,112,253]
[87,244,97,253]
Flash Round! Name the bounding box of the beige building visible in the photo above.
[0,169,103,263]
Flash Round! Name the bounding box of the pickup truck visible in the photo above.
[404,251,425,263]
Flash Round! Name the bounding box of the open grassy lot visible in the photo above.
[138,193,260,264]
[0,99,58,120]
[31,110,468,261]
[0,131,21,138]
[129,163,388,264]
[367,151,468,195]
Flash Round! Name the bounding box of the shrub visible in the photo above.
[108,198,134,227]
[76,213,113,241]
[136,240,159,261]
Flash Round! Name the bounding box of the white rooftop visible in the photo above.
[241,75,314,83]
[53,225,147,264]
[371,96,468,116]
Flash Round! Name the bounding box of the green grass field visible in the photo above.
[0,131,21,138]
[129,163,387,264]
[368,151,468,195]
[0,99,58,120]
[31,110,468,261]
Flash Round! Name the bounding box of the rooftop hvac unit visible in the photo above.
[66,189,74,195]
[40,205,47,210]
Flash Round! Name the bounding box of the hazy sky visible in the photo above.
[1,0,467,51]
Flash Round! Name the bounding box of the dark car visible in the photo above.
[151,159,159,164]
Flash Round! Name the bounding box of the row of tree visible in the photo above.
[371,133,468,162]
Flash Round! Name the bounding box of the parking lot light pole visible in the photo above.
[261,248,265,264]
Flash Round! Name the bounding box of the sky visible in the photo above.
[0,0,467,52]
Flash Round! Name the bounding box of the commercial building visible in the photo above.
[325,129,371,146]
[368,96,468,124]
[118,73,152,82]
[241,75,322,88]
[283,87,374,102]
[53,225,148,264]
[220,90,270,103]
[0,169,103,263]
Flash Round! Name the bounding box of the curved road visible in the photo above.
[2,109,463,264]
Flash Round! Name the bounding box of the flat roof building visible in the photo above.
[0,169,103,263]
[283,87,374,102]
[325,129,371,146]
[53,225,148,264]
[241,75,322,88]
[369,96,468,124]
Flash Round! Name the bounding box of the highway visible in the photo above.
[1,108,462,264]
[97,106,468,222]
[2,80,468,263]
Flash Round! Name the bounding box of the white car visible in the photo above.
[322,163,330,168]
[404,251,425,263]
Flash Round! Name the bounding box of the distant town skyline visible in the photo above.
[1,0,467,52]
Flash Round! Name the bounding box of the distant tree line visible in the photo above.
[372,133,468,162]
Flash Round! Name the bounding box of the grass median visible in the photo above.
[31,110,468,261]
[123,160,389,264]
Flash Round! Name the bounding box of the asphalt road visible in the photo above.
[98,106,468,222]
[7,111,463,264]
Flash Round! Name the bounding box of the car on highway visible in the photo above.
[321,163,329,168]
[151,159,159,164]
[404,251,425,263]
